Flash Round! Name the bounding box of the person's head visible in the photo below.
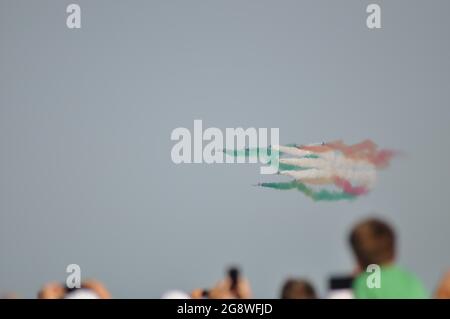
[37,282,66,299]
[190,288,210,299]
[77,279,111,299]
[349,218,396,269]
[161,290,191,299]
[280,279,317,299]
[435,270,450,299]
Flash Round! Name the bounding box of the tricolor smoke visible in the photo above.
[224,140,395,201]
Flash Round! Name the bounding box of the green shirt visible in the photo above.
[353,265,428,299]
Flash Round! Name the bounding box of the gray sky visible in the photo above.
[1,0,450,298]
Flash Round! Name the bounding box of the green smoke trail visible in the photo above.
[223,147,279,167]
[223,147,302,171]
[259,181,356,201]
[223,147,316,171]
[224,146,357,200]
[223,148,262,157]
[223,147,319,159]
[303,154,320,159]
[223,147,280,157]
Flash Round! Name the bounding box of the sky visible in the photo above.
[1,0,450,298]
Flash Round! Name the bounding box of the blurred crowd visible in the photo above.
[2,217,450,299]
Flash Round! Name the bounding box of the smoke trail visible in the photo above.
[258,181,357,201]
[223,140,394,201]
